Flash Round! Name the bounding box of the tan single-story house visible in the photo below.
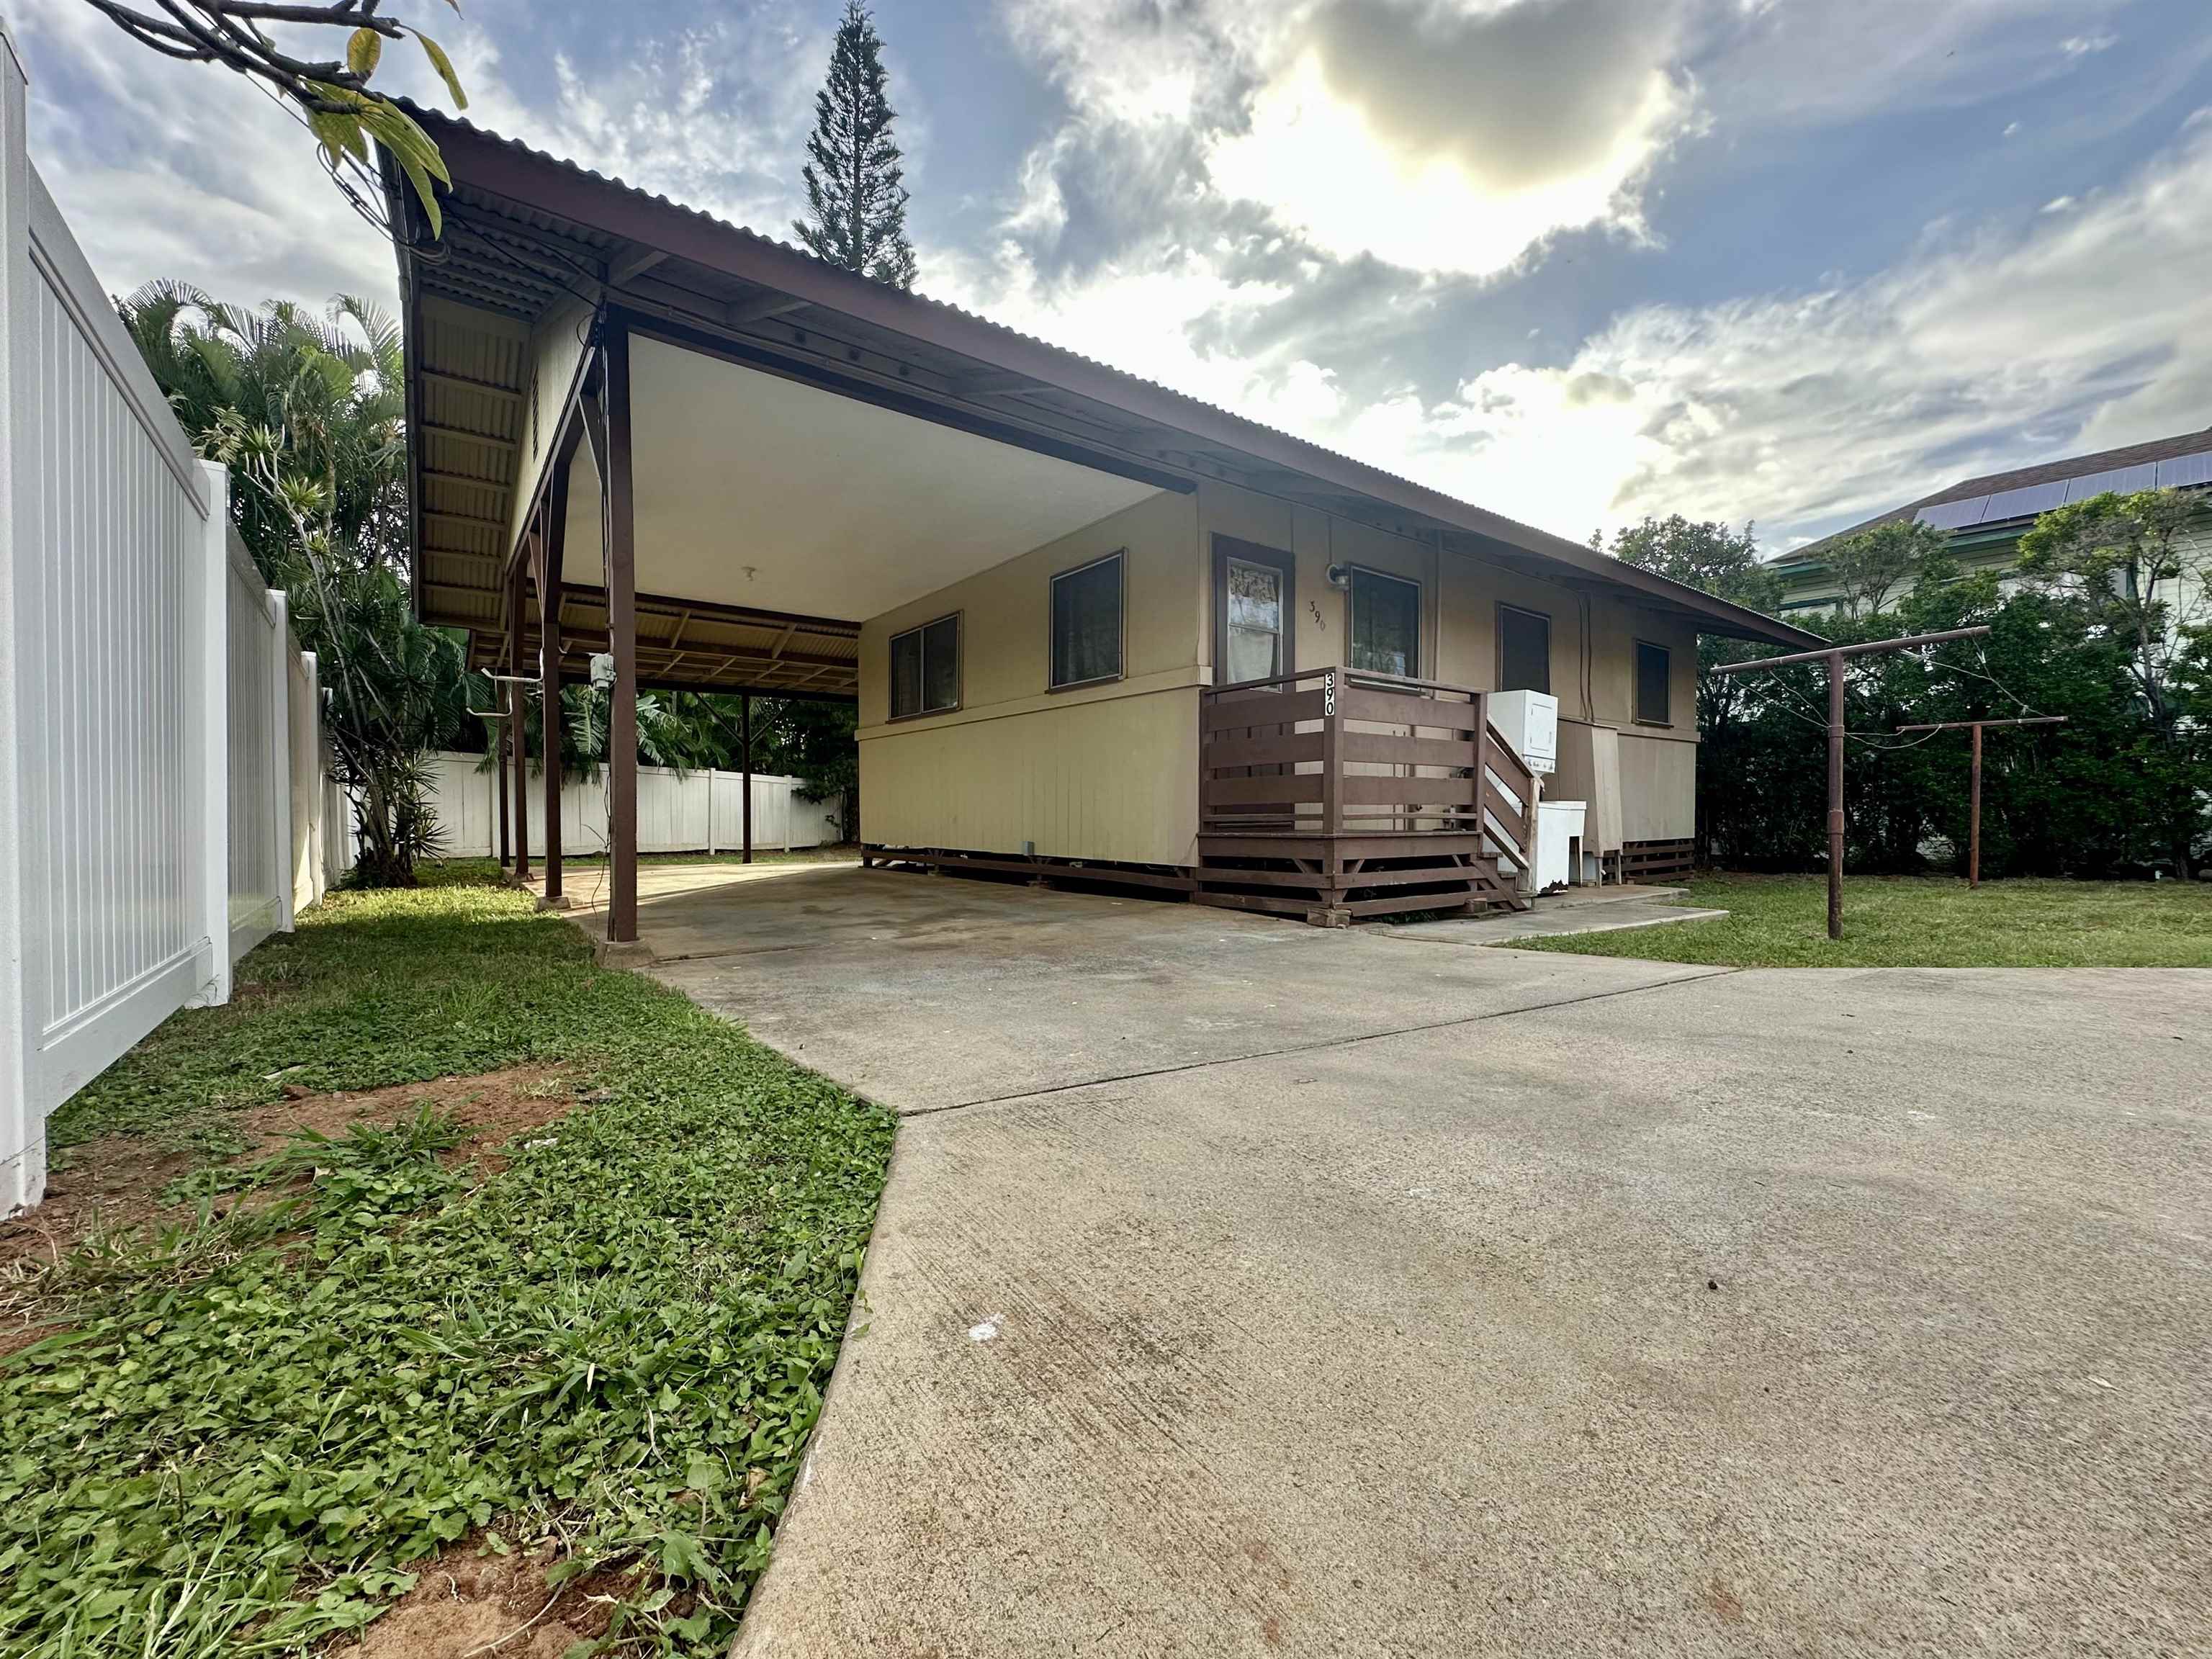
[381,112,1820,940]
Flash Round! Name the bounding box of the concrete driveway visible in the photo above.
[636,867,2212,1658]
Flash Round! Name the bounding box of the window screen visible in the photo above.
[1636,640,1671,724]
[889,614,958,719]
[1498,605,1550,694]
[1051,554,1123,688]
[1350,569,1420,678]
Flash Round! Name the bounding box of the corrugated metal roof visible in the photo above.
[388,106,1822,653]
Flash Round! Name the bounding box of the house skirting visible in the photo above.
[1617,838,1695,881]
[861,845,1197,897]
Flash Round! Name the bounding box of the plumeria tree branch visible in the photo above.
[80,0,468,233]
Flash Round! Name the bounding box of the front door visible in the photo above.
[1208,536,1300,826]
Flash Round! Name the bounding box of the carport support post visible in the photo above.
[540,454,570,904]
[740,694,752,865]
[605,321,639,944]
[508,553,530,884]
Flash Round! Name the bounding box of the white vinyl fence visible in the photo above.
[0,30,328,1214]
[415,752,844,860]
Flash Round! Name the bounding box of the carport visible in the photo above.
[386,112,1813,945]
[396,171,1179,938]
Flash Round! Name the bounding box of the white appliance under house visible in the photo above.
[1490,690,1557,775]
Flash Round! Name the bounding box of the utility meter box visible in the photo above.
[1490,690,1558,775]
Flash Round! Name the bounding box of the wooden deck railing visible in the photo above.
[1199,667,1535,864]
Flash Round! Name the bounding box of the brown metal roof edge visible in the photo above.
[392,110,1822,652]
[384,146,431,625]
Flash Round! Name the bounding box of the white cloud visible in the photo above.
[1401,113,2212,542]
[1705,0,2132,125]
[1210,0,1699,275]
[8,0,817,309]
[1004,0,1704,277]
[2061,32,2118,56]
[948,104,2212,552]
[933,235,1354,436]
[12,0,395,308]
[455,12,820,239]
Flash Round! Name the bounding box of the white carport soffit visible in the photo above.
[559,336,1164,619]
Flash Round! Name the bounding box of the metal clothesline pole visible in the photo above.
[1714,625,1992,939]
[1893,716,2069,887]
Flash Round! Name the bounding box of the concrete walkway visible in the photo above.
[626,868,2209,1657]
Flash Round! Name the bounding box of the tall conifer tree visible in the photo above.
[794,1,919,289]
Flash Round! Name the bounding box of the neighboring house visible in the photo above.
[1774,427,2212,619]
[382,112,1815,937]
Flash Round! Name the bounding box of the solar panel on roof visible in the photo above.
[1976,481,2071,523]
[1916,497,1991,531]
[2154,449,2212,490]
[2064,463,2159,501]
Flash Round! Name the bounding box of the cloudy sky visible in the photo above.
[12,0,2212,549]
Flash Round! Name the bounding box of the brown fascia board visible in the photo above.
[382,146,432,623]
[400,112,1823,652]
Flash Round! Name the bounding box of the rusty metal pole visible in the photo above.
[508,557,531,884]
[1827,649,1844,940]
[1969,721,1983,890]
[539,500,565,905]
[1894,715,2064,888]
[496,712,511,870]
[604,323,639,945]
[1714,626,1995,947]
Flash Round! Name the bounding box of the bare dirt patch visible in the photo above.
[0,1066,577,1346]
[331,1536,648,1659]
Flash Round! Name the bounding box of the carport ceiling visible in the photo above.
[557,336,1164,619]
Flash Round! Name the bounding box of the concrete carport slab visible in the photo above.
[641,866,1727,1112]
[621,868,2212,1656]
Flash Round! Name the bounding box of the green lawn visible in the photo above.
[1506,874,2212,968]
[2,865,894,1656]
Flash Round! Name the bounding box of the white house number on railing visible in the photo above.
[1323,670,1336,716]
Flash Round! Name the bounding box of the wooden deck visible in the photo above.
[1197,668,1537,926]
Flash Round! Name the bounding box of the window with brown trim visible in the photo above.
[1635,639,1671,725]
[1349,567,1421,678]
[1498,603,1550,694]
[1051,552,1124,689]
[1213,535,1295,685]
[889,613,960,719]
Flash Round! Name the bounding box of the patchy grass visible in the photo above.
[1507,874,2212,968]
[1,867,894,1657]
